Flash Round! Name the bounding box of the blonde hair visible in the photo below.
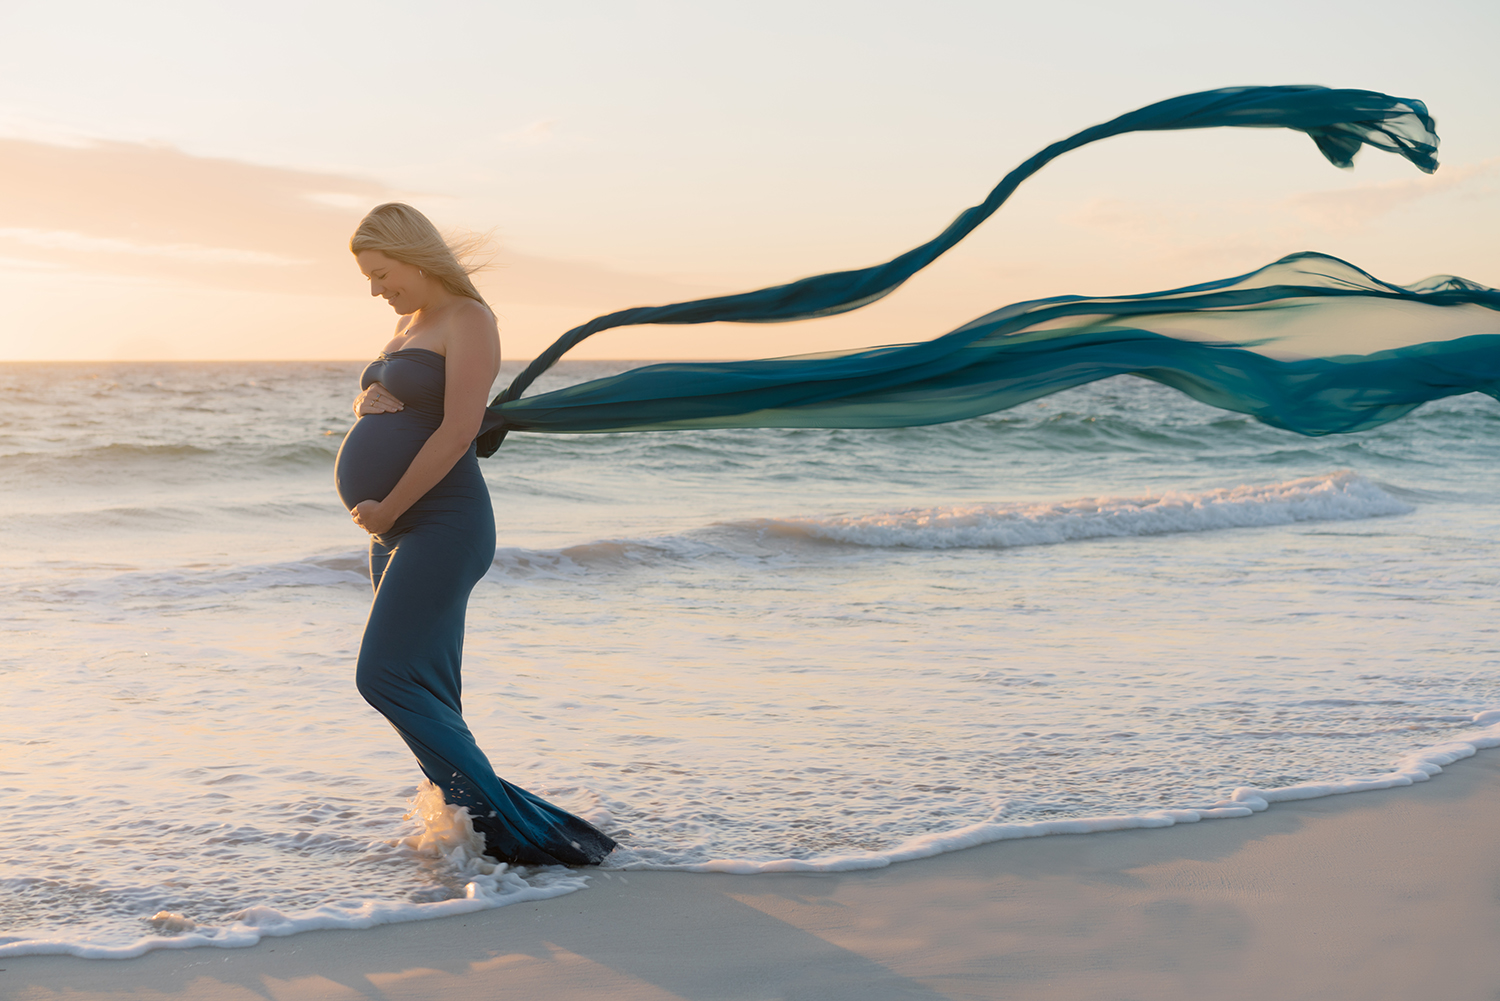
[350,202,488,305]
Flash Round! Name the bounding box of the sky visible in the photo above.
[1,0,1497,361]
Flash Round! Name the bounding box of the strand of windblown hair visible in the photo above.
[477,84,1439,455]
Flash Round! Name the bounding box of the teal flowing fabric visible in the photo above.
[477,85,1498,452]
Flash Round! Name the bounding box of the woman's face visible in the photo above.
[356,250,426,315]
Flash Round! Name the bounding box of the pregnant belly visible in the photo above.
[334,413,435,510]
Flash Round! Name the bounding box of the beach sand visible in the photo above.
[8,751,1500,1001]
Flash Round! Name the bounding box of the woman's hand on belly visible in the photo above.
[351,499,396,536]
[354,382,405,416]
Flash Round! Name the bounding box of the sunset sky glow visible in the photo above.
[3,0,1497,361]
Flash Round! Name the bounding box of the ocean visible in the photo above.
[3,358,1498,958]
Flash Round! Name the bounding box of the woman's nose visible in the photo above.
[369,280,383,297]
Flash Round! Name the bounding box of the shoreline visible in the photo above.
[8,749,1500,1000]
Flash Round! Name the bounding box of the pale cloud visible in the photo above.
[1047,168,1500,290]
[1065,198,1159,231]
[303,191,373,210]
[0,134,732,359]
[488,252,718,309]
[1286,159,1499,230]
[0,227,309,266]
[499,120,559,146]
[0,253,65,270]
[0,112,98,149]
[0,136,391,296]
[1053,162,1500,246]
[1062,198,1205,240]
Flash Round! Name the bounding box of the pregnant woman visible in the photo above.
[335,202,615,867]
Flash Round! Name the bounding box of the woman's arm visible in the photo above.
[351,306,500,536]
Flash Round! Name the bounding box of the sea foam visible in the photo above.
[485,470,1411,576]
[0,783,589,961]
[755,470,1411,550]
[5,472,1415,602]
[627,710,1500,874]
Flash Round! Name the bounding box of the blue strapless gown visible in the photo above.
[336,347,616,867]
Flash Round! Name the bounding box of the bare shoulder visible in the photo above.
[447,298,498,338]
[440,300,501,372]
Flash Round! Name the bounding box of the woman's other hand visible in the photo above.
[351,499,396,536]
[354,382,405,416]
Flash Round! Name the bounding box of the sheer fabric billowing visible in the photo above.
[476,86,1498,449]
